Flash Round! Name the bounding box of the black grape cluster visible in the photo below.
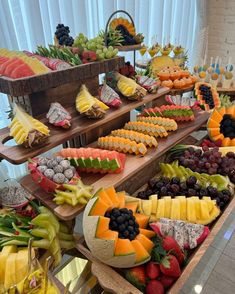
[116,25,136,45]
[55,24,74,46]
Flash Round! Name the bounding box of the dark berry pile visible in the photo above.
[137,176,231,209]
[116,25,137,45]
[220,114,235,139]
[55,24,74,46]
[105,208,139,240]
[178,146,235,183]
[199,84,215,109]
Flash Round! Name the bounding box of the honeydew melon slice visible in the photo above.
[131,240,151,264]
[140,200,152,216]
[135,234,154,253]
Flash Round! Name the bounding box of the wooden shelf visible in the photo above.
[20,111,209,221]
[114,44,142,52]
[217,86,235,95]
[0,88,169,165]
[0,57,124,96]
[169,85,195,95]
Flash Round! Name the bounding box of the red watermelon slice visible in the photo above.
[4,58,25,77]
[10,63,35,79]
[57,147,126,174]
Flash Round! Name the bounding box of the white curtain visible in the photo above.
[0,0,203,179]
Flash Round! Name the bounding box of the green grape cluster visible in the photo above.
[73,33,118,60]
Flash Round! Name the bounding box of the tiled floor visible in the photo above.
[181,208,235,294]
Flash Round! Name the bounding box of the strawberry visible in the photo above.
[125,265,146,291]
[146,262,160,279]
[159,275,175,289]
[160,255,181,278]
[146,280,164,294]
[162,236,185,264]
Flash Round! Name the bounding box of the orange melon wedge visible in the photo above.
[89,198,110,216]
[114,239,135,256]
[131,240,150,264]
[98,230,118,246]
[95,216,110,237]
[117,191,126,208]
[135,234,154,253]
[124,202,138,212]
[210,108,223,122]
[222,137,232,147]
[105,187,120,207]
[139,228,155,239]
[97,189,114,207]
[134,213,150,228]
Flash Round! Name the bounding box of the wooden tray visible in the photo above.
[20,111,209,220]
[0,57,124,96]
[0,88,169,165]
[169,85,195,95]
[114,44,143,52]
[76,197,235,294]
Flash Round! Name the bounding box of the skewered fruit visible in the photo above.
[9,104,49,147]
[83,186,154,268]
[98,136,147,155]
[127,194,220,225]
[115,72,147,100]
[111,129,158,147]
[124,121,168,138]
[76,85,108,119]
[57,147,126,174]
[137,116,177,131]
[54,179,93,206]
[207,106,235,146]
[46,102,71,128]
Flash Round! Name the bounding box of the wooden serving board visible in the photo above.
[114,44,142,52]
[0,88,169,165]
[169,85,195,95]
[0,57,124,96]
[20,111,209,220]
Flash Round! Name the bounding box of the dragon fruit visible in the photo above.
[136,75,160,93]
[46,102,72,128]
[141,105,195,121]
[165,95,201,110]
[99,83,122,108]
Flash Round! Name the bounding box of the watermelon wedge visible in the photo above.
[3,58,25,77]
[10,63,35,79]
[57,148,126,174]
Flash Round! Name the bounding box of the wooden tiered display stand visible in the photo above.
[0,55,232,293]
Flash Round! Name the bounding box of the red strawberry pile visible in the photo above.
[125,235,185,293]
[81,51,97,63]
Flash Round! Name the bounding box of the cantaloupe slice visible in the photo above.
[124,202,138,212]
[134,213,149,228]
[231,138,235,146]
[97,189,114,207]
[139,228,155,239]
[105,187,120,207]
[212,133,224,142]
[210,108,223,122]
[114,239,135,256]
[207,118,219,129]
[131,240,150,264]
[135,234,154,253]
[116,191,126,208]
[209,128,220,137]
[226,105,235,116]
[98,230,118,247]
[95,216,110,237]
[89,198,110,216]
[222,137,232,147]
[217,106,226,116]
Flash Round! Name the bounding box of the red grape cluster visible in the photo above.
[137,176,231,209]
[178,146,235,183]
